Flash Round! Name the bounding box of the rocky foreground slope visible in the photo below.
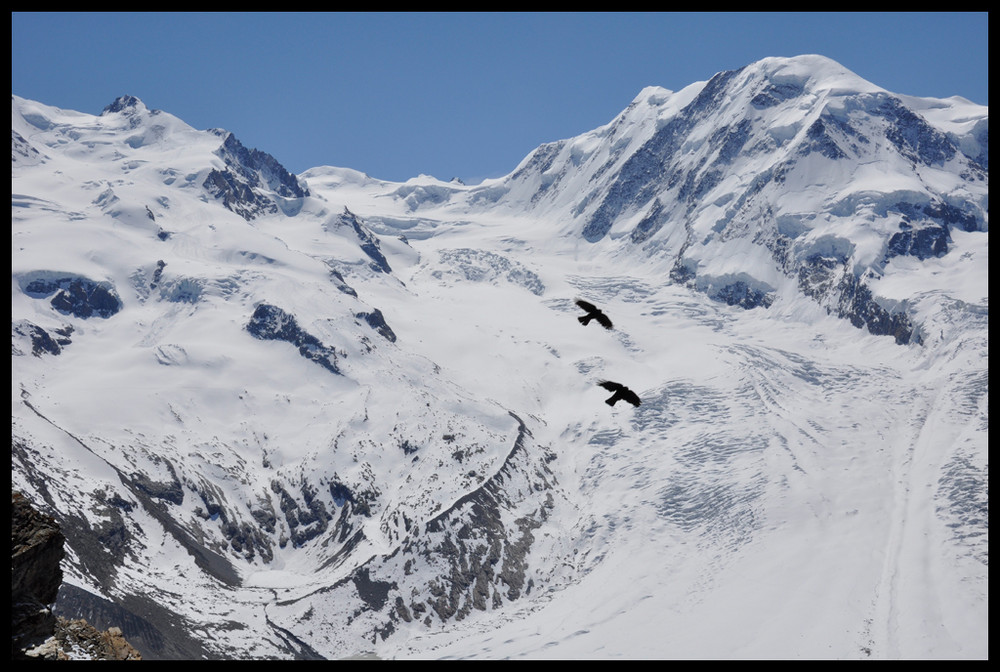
[12,491,142,660]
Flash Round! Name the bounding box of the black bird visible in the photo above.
[575,299,613,330]
[598,381,641,407]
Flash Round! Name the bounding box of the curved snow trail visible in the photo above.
[870,367,986,659]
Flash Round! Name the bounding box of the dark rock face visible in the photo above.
[12,129,43,164]
[508,142,564,203]
[54,583,205,660]
[188,472,373,569]
[101,95,143,115]
[12,491,65,659]
[968,121,988,171]
[150,259,166,290]
[836,273,919,345]
[13,437,242,660]
[922,200,983,233]
[99,95,159,131]
[11,492,142,660]
[329,268,358,297]
[629,198,669,244]
[11,320,73,357]
[333,208,393,274]
[27,618,143,660]
[883,200,983,263]
[801,117,849,160]
[797,254,842,301]
[352,567,396,612]
[582,68,745,242]
[246,303,341,375]
[191,480,275,563]
[271,481,333,548]
[203,132,308,221]
[875,94,958,166]
[356,309,397,343]
[203,168,279,221]
[797,255,920,345]
[218,132,308,200]
[750,80,805,109]
[24,277,122,319]
[712,281,774,310]
[885,221,950,261]
[131,465,185,506]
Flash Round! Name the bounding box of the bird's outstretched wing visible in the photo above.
[593,312,613,329]
[621,389,642,407]
[598,380,624,392]
[575,299,598,312]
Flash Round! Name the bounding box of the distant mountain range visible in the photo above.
[12,55,988,659]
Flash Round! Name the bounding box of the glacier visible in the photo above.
[11,54,987,659]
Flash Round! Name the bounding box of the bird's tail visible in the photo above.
[578,316,590,326]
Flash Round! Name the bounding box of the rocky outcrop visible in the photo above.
[203,132,308,221]
[217,132,309,201]
[25,618,142,661]
[835,272,919,345]
[883,200,981,263]
[203,167,280,221]
[246,303,341,374]
[12,491,65,658]
[356,308,397,343]
[101,94,146,116]
[11,320,73,357]
[328,268,358,297]
[23,276,122,319]
[330,208,393,274]
[277,413,558,647]
[581,68,745,243]
[414,415,552,622]
[12,491,143,660]
[12,129,43,165]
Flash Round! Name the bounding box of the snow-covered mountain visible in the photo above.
[11,54,988,660]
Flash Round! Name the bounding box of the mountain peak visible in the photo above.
[744,54,885,97]
[101,95,149,115]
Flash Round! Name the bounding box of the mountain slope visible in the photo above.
[12,93,560,658]
[10,54,988,660]
[336,55,987,345]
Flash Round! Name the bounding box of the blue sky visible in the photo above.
[12,12,989,183]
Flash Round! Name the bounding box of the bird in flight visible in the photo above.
[575,299,613,330]
[598,381,641,407]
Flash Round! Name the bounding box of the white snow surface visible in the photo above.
[11,55,987,660]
